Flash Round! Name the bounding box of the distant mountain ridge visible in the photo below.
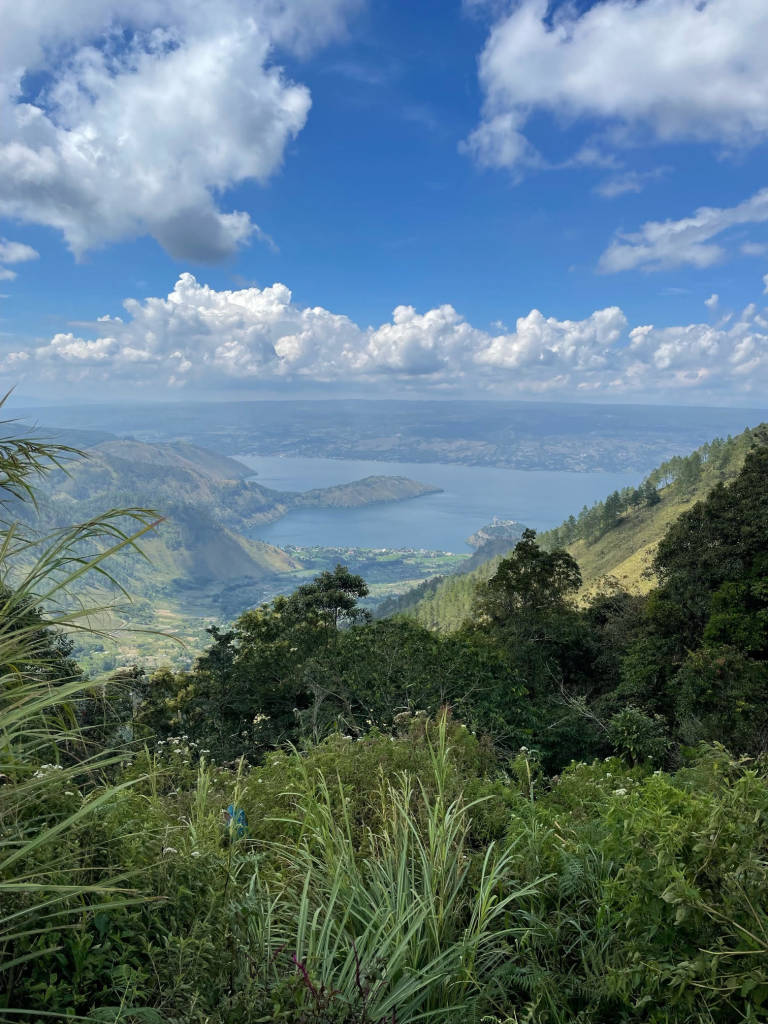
[44,439,441,531]
[19,398,768,473]
[93,440,253,482]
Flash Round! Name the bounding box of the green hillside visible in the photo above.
[32,439,442,586]
[29,441,302,591]
[17,439,452,670]
[388,424,765,631]
[43,440,441,531]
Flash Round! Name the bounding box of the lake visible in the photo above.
[236,454,643,552]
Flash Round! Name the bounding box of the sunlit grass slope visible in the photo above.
[568,489,701,596]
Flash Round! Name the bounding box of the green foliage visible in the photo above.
[139,588,531,761]
[0,418,162,1017]
[7,412,768,1022]
[476,529,582,625]
[606,706,670,765]
[236,716,543,1023]
[615,442,768,755]
[286,563,371,634]
[654,445,768,627]
[12,717,768,1023]
[674,646,768,753]
[136,568,373,760]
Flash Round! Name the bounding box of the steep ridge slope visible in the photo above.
[386,425,765,632]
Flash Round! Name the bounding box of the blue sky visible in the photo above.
[2,0,768,404]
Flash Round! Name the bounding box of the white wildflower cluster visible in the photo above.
[32,763,64,779]
[155,736,202,765]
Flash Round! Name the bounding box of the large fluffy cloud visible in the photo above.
[0,0,358,261]
[466,0,768,171]
[5,272,768,401]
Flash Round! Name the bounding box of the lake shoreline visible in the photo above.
[234,452,644,552]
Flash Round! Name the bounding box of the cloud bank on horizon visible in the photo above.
[6,272,768,402]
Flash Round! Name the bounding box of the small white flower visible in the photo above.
[612,788,628,797]
[162,846,178,855]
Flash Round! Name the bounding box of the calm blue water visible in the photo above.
[236,454,642,553]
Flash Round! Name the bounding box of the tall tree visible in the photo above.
[477,529,581,626]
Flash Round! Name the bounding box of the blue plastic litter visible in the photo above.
[225,804,248,838]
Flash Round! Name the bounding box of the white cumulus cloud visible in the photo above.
[0,0,358,261]
[5,272,768,402]
[466,0,768,172]
[475,307,626,376]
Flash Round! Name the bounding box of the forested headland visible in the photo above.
[4,422,768,1022]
